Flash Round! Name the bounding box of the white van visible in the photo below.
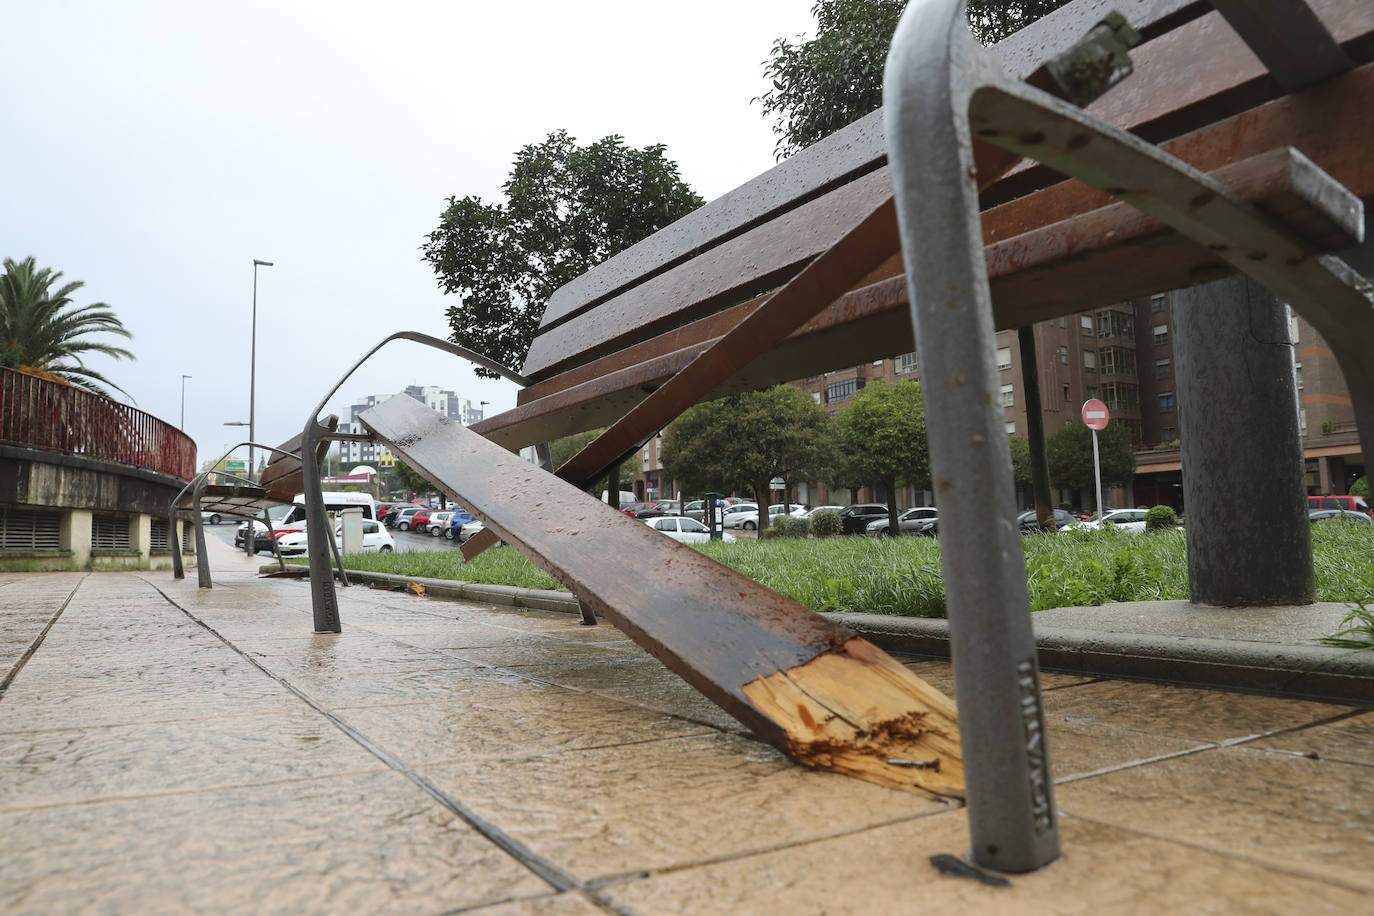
[276,492,378,531]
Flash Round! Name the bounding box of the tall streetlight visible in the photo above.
[180,374,192,429]
[249,259,274,482]
[479,400,489,420]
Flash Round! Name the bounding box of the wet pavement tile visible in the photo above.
[600,807,1370,914]
[0,769,550,913]
[466,892,609,915]
[1045,721,1207,780]
[1248,710,1374,768]
[900,659,1095,697]
[420,732,952,881]
[591,679,752,734]
[506,655,683,691]
[1039,679,1353,743]
[336,686,717,764]
[1054,744,1374,890]
[441,640,646,670]
[0,710,385,809]
[289,665,537,710]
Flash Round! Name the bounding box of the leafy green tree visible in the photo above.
[1008,434,1033,489]
[1045,420,1136,490]
[1350,476,1369,497]
[387,459,432,500]
[756,0,1072,159]
[832,380,930,534]
[660,386,832,531]
[422,131,704,376]
[547,428,632,496]
[0,256,134,396]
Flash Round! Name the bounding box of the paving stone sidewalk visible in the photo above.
[2,555,1371,912]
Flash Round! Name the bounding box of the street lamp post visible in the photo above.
[249,259,274,483]
[479,400,489,420]
[180,375,192,429]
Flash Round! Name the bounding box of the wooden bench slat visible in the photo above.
[531,0,1207,341]
[361,392,965,797]
[478,135,1368,448]
[523,167,895,381]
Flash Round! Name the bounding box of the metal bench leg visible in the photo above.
[885,0,1062,874]
[190,488,212,590]
[170,508,185,580]
[261,508,286,572]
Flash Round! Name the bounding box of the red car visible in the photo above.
[407,509,433,532]
[621,501,665,519]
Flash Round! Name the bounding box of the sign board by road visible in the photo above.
[223,459,248,474]
[1081,399,1110,431]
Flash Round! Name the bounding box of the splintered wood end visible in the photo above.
[742,638,963,798]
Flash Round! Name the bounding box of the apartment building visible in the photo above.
[338,386,482,467]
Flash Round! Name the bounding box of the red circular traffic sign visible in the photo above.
[1082,399,1110,431]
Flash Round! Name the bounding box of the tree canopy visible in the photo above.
[757,0,1072,159]
[660,386,831,531]
[832,380,930,534]
[422,131,704,377]
[0,256,134,397]
[1046,419,1137,490]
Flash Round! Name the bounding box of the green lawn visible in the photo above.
[328,522,1374,618]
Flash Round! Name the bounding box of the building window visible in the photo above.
[1086,386,1099,399]
[1062,383,1070,402]
[1099,347,1136,376]
[1096,310,1134,340]
[826,378,859,403]
[1005,421,1016,434]
[1161,426,1176,441]
[1295,361,1303,389]
[1300,407,1307,436]
[1156,358,1171,379]
[1159,392,1175,413]
[1101,382,1139,412]
[1083,351,1097,370]
[996,346,1012,370]
[805,375,821,382]
[1080,316,1093,335]
[0,508,62,551]
[896,352,919,374]
[999,384,1014,407]
[1154,323,1169,345]
[1058,346,1068,364]
[150,519,170,551]
[91,515,131,551]
[812,391,822,404]
[1151,293,1167,312]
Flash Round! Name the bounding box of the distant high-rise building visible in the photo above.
[338,386,477,466]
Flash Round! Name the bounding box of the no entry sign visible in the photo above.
[1081,399,1110,431]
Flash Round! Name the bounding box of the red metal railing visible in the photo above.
[0,367,196,481]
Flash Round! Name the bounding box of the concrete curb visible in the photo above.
[830,613,1374,705]
[263,565,1374,704]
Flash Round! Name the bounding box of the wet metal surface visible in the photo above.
[1,569,1369,911]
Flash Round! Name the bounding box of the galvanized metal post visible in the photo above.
[190,488,212,590]
[885,0,1059,873]
[301,419,341,633]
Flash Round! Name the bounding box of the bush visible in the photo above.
[808,509,842,537]
[1144,505,1179,532]
[1351,476,1369,496]
[759,525,783,540]
[779,516,810,538]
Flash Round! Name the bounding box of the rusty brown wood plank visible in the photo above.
[176,484,286,518]
[477,135,1369,449]
[535,0,1205,336]
[523,167,895,381]
[258,414,337,502]
[360,392,963,797]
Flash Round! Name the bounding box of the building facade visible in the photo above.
[338,386,483,466]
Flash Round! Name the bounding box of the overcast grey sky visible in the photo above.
[2,0,818,469]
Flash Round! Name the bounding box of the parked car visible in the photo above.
[1081,508,1150,533]
[1307,494,1371,515]
[621,501,666,519]
[722,504,763,530]
[200,511,225,526]
[455,519,486,543]
[768,503,809,520]
[426,511,455,535]
[837,504,890,535]
[445,510,476,539]
[392,507,423,531]
[1310,508,1372,524]
[409,509,435,533]
[275,519,395,557]
[804,505,845,518]
[233,520,278,552]
[655,499,682,515]
[644,516,737,544]
[383,503,423,528]
[866,507,939,536]
[1017,508,1082,534]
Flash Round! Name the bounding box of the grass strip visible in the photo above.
[323,523,1374,619]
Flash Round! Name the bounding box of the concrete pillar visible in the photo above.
[61,509,93,568]
[131,514,152,566]
[1173,274,1313,606]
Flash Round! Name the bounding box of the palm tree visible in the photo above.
[0,256,134,397]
